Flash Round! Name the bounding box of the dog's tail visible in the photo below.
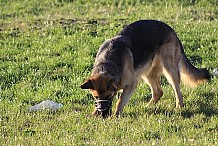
[179,41,210,88]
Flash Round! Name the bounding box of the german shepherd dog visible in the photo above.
[81,20,210,118]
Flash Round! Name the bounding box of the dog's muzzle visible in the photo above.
[95,100,112,111]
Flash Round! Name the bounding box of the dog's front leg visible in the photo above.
[114,82,137,116]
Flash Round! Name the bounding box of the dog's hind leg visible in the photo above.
[145,78,163,106]
[161,42,184,108]
[163,65,183,108]
[143,66,163,106]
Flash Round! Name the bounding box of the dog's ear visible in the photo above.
[107,78,118,91]
[81,79,93,89]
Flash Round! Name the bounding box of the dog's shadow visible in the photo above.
[194,92,218,117]
[126,92,218,119]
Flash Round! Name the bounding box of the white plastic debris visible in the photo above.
[212,69,218,77]
[29,100,63,112]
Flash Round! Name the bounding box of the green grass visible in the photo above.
[0,0,218,145]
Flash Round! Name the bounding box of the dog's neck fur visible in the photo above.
[92,59,120,77]
[91,35,131,82]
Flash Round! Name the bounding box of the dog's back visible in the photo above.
[119,20,175,69]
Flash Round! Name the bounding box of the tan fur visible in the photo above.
[86,74,118,99]
[180,66,209,88]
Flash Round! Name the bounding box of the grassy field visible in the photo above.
[0,0,218,145]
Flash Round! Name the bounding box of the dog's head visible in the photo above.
[80,74,118,116]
